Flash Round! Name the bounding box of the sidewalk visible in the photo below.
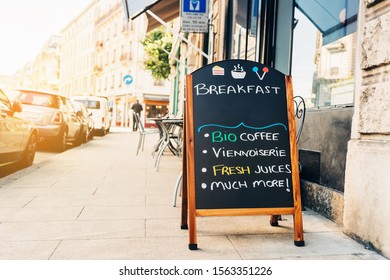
[0,127,386,260]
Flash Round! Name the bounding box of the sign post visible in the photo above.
[123,74,134,127]
[182,59,304,250]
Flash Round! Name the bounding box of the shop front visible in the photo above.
[143,94,169,128]
[113,94,137,127]
[123,0,390,258]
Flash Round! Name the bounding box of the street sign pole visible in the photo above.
[123,74,134,128]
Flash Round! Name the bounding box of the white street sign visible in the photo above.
[180,0,209,33]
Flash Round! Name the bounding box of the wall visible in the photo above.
[344,0,390,258]
[298,108,353,224]
[299,108,353,191]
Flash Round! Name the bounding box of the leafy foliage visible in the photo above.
[141,27,172,80]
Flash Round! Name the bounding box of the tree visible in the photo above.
[141,27,172,80]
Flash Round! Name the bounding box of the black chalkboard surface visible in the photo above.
[190,60,294,209]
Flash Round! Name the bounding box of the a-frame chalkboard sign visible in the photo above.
[182,59,304,250]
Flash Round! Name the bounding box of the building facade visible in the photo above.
[344,0,390,258]
[60,0,171,128]
[59,1,97,98]
[8,35,61,93]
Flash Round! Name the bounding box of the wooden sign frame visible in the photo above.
[181,62,304,250]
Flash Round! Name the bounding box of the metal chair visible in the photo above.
[270,95,306,225]
[134,113,159,155]
[294,95,306,145]
[155,119,182,171]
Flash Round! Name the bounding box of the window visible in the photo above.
[295,0,358,45]
[0,89,12,110]
[154,79,165,86]
[129,41,133,60]
[227,0,259,61]
[291,8,356,108]
[119,72,123,88]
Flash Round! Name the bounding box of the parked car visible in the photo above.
[70,96,112,136]
[0,88,38,170]
[15,89,84,152]
[72,100,94,142]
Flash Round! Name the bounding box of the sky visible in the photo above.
[0,0,92,75]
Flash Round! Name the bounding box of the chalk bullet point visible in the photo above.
[201,183,207,189]
[204,133,209,138]
[202,168,207,172]
[202,150,207,154]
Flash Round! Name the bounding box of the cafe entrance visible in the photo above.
[144,98,169,128]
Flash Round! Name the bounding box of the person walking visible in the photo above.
[131,100,143,131]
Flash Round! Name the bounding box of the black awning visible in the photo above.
[125,0,180,33]
[123,0,158,19]
[295,0,359,45]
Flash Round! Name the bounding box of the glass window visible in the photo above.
[0,89,11,110]
[229,0,259,61]
[17,92,60,109]
[76,100,101,110]
[145,104,168,119]
[291,8,356,108]
[295,0,358,45]
[129,41,133,60]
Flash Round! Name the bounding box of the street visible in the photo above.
[0,147,57,179]
[0,139,88,180]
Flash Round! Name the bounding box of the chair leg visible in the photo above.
[155,139,169,171]
[270,215,281,226]
[152,137,163,157]
[136,134,144,155]
[173,172,183,207]
[141,134,145,152]
[136,135,141,155]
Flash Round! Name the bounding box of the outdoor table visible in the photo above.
[150,118,183,171]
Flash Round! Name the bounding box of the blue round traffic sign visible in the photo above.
[123,74,134,85]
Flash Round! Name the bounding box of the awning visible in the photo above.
[126,0,180,33]
[143,94,170,102]
[295,0,359,45]
[123,0,209,61]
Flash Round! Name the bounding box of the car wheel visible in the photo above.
[56,129,68,152]
[74,130,83,147]
[84,129,89,143]
[80,128,87,144]
[21,133,37,167]
[88,130,94,140]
